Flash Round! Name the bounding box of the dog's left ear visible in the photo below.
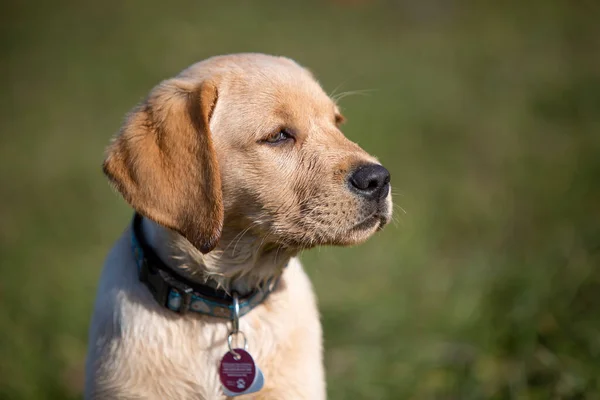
[103,78,223,254]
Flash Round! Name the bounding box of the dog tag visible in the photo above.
[220,349,265,396]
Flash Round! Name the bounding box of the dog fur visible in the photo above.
[85,53,392,399]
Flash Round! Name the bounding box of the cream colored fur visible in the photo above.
[85,53,392,399]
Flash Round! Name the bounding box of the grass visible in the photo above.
[1,1,599,398]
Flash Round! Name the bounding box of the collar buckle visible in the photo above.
[163,273,193,314]
[138,258,169,308]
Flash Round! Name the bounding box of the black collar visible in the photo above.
[130,213,279,318]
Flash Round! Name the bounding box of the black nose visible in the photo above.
[348,164,391,200]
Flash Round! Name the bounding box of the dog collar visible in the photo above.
[130,213,279,319]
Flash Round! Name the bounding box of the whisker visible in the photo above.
[226,224,255,252]
[393,203,407,214]
[332,89,376,103]
[328,81,347,99]
[229,221,261,255]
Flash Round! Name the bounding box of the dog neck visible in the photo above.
[141,217,295,296]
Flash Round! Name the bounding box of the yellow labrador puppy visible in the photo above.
[86,53,392,399]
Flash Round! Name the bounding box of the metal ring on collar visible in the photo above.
[232,292,240,333]
[227,330,248,359]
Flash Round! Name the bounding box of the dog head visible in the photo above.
[103,53,392,254]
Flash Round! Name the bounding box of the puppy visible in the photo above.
[85,53,392,399]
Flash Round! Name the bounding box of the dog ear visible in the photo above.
[103,79,223,254]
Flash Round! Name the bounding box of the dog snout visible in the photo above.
[348,164,390,201]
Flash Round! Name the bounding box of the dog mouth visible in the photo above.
[351,206,392,233]
[351,214,380,231]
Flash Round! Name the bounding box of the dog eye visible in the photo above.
[264,129,294,144]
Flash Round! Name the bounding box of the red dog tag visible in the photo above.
[219,349,257,394]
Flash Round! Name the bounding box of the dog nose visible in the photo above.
[348,164,391,200]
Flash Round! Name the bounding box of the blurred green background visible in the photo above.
[1,1,599,399]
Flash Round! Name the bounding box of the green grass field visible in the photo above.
[1,1,599,398]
